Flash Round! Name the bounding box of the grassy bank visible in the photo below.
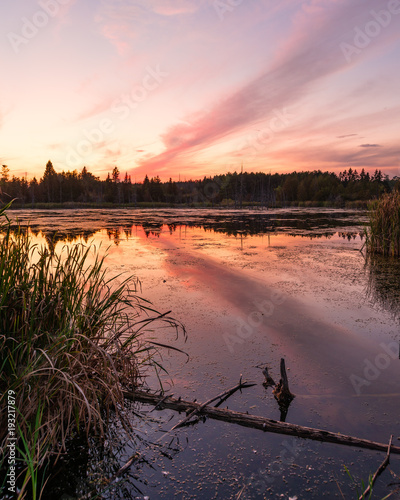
[365,191,400,257]
[0,201,183,498]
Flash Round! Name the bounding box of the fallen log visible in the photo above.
[124,389,400,455]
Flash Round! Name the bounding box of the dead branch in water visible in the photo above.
[109,453,140,485]
[124,389,400,456]
[261,366,276,387]
[359,435,393,500]
[170,379,255,431]
[273,358,295,406]
[261,358,295,421]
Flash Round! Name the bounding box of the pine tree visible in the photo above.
[112,166,120,183]
[41,161,58,202]
[1,165,10,184]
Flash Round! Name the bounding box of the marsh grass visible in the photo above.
[0,201,184,498]
[365,191,400,257]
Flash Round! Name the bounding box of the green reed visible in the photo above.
[0,202,184,498]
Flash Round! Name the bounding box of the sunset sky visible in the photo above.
[1,0,399,181]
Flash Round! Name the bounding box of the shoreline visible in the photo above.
[3,200,371,210]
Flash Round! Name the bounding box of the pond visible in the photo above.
[8,208,400,499]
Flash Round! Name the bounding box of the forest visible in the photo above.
[1,161,399,208]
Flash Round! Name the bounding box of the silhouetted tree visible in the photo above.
[29,177,38,204]
[0,164,396,208]
[1,165,10,185]
[41,161,58,202]
[140,175,151,202]
[112,167,120,183]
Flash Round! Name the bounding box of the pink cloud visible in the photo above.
[51,0,80,36]
[94,4,142,55]
[133,0,400,178]
[47,143,63,151]
[75,98,114,122]
[150,0,201,17]
[99,23,136,55]
[104,147,122,158]
[95,1,202,55]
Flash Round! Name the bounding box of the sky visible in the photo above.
[1,0,400,181]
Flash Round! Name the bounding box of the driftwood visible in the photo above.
[273,358,295,406]
[170,380,255,431]
[124,389,400,455]
[261,366,276,387]
[359,435,393,500]
[109,453,140,485]
[151,394,174,412]
[261,358,295,421]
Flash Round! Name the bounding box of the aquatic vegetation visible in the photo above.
[365,191,400,257]
[343,465,375,499]
[342,463,396,500]
[0,201,184,498]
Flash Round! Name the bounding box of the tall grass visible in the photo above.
[365,191,400,257]
[0,202,184,497]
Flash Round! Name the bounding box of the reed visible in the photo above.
[0,202,184,497]
[365,191,400,257]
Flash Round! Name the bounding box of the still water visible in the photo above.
[9,208,400,499]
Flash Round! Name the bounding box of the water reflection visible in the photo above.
[28,228,96,253]
[4,210,367,247]
[366,255,400,323]
[44,403,184,500]
[338,231,365,241]
[34,226,365,248]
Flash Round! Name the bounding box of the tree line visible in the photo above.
[1,161,399,207]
